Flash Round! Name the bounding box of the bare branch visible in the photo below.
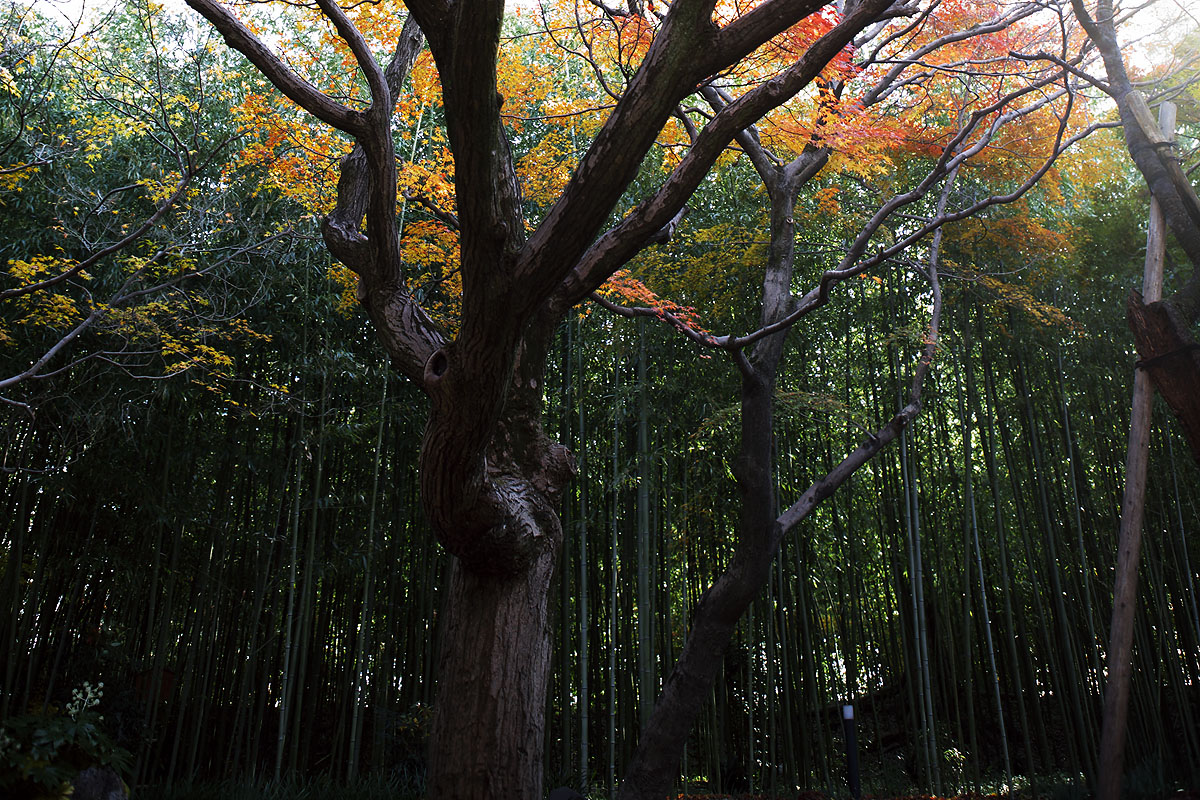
[1012,50,1113,96]
[774,169,951,538]
[862,1,1044,104]
[727,88,1088,350]
[1,228,295,393]
[312,0,388,114]
[0,307,106,392]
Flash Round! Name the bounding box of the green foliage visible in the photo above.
[0,682,131,798]
[0,0,302,406]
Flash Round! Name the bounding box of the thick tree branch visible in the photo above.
[384,13,426,104]
[526,0,913,317]
[548,0,905,316]
[1070,0,1200,274]
[183,0,366,134]
[302,13,443,386]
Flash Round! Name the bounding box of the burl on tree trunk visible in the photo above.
[1127,290,1200,464]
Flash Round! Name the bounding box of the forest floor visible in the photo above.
[138,780,1200,800]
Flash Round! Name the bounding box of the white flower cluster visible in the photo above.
[67,681,104,720]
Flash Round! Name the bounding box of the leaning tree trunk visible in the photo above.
[617,138,803,800]
[1063,6,1200,790]
[618,366,779,800]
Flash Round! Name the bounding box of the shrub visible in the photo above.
[0,682,132,799]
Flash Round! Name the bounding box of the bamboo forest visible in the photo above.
[2,0,1200,798]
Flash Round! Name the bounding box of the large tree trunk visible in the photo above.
[422,352,573,800]
[428,543,560,799]
[182,3,925,795]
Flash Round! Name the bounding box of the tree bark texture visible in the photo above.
[428,547,560,799]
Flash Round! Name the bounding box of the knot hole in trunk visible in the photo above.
[425,349,449,384]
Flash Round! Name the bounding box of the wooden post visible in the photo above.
[1096,100,1176,800]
